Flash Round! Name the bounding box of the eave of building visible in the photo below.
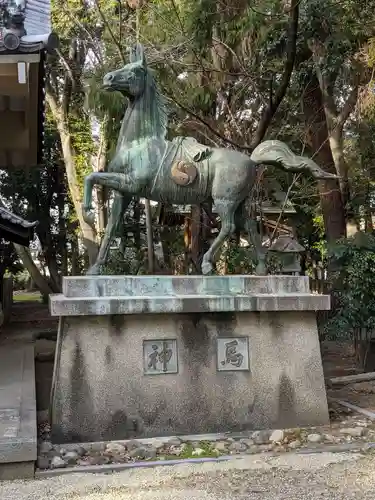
[0,42,46,54]
[0,205,37,245]
[0,205,37,228]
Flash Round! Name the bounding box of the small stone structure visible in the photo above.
[269,235,305,275]
[49,275,330,444]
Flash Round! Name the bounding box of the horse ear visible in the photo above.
[128,45,137,63]
[135,43,147,67]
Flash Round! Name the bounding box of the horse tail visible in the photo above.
[250,140,337,180]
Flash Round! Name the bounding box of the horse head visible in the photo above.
[102,43,148,98]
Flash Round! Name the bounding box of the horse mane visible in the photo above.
[116,66,169,150]
[145,68,169,140]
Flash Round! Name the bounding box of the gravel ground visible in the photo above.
[35,413,375,470]
[2,451,375,499]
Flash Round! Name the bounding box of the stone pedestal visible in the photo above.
[49,275,330,443]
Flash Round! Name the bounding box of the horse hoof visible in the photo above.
[82,208,95,228]
[201,261,213,275]
[86,265,100,276]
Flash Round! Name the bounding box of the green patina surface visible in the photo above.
[82,43,337,277]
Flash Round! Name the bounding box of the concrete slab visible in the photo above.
[51,275,330,317]
[50,293,330,316]
[0,461,34,480]
[51,311,329,442]
[62,275,311,298]
[51,275,329,443]
[0,343,37,466]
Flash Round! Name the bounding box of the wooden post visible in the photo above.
[190,205,202,273]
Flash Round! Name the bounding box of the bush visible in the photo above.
[12,269,31,291]
[324,232,375,340]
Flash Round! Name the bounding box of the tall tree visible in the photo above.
[47,0,99,264]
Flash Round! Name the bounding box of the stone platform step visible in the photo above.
[62,275,311,298]
[0,342,36,479]
[50,275,330,316]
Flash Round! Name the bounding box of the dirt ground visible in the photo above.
[322,341,375,413]
[2,452,375,500]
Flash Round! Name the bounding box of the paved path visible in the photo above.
[2,451,375,499]
[0,343,36,466]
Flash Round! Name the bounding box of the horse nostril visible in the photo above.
[104,74,114,83]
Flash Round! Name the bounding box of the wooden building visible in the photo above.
[0,0,57,323]
[0,0,58,168]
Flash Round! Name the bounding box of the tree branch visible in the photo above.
[337,85,359,126]
[250,0,299,149]
[337,64,372,126]
[165,90,252,150]
[93,0,126,65]
[309,40,338,121]
[45,80,64,122]
[56,48,75,84]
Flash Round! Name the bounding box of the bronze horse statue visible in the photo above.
[82,44,336,275]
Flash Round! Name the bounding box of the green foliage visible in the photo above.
[324,233,375,339]
[12,270,31,291]
[44,0,375,280]
[69,113,96,195]
[0,112,81,282]
[101,248,143,275]
[222,241,256,274]
[185,0,218,49]
[0,239,21,276]
[163,441,219,460]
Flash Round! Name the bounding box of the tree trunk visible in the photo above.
[144,199,154,273]
[13,244,56,296]
[97,117,108,233]
[302,74,346,241]
[133,199,141,250]
[46,88,99,266]
[191,205,202,273]
[58,127,99,264]
[45,251,61,291]
[328,128,350,208]
[70,233,80,275]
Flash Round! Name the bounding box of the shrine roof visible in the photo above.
[24,0,51,37]
[0,204,37,229]
[0,0,57,53]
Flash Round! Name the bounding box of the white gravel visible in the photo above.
[1,451,374,499]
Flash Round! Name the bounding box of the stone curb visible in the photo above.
[35,443,374,478]
[59,433,228,452]
[35,454,238,477]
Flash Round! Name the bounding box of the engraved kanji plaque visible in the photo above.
[217,337,250,371]
[143,339,178,375]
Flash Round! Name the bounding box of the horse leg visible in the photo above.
[86,194,132,275]
[243,199,266,275]
[82,172,128,228]
[245,219,266,275]
[201,200,237,275]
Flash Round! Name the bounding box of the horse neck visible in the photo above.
[116,82,165,151]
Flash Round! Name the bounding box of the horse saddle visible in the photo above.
[170,137,212,187]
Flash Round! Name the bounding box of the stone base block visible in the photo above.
[50,275,330,443]
[0,343,37,470]
[0,461,34,480]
